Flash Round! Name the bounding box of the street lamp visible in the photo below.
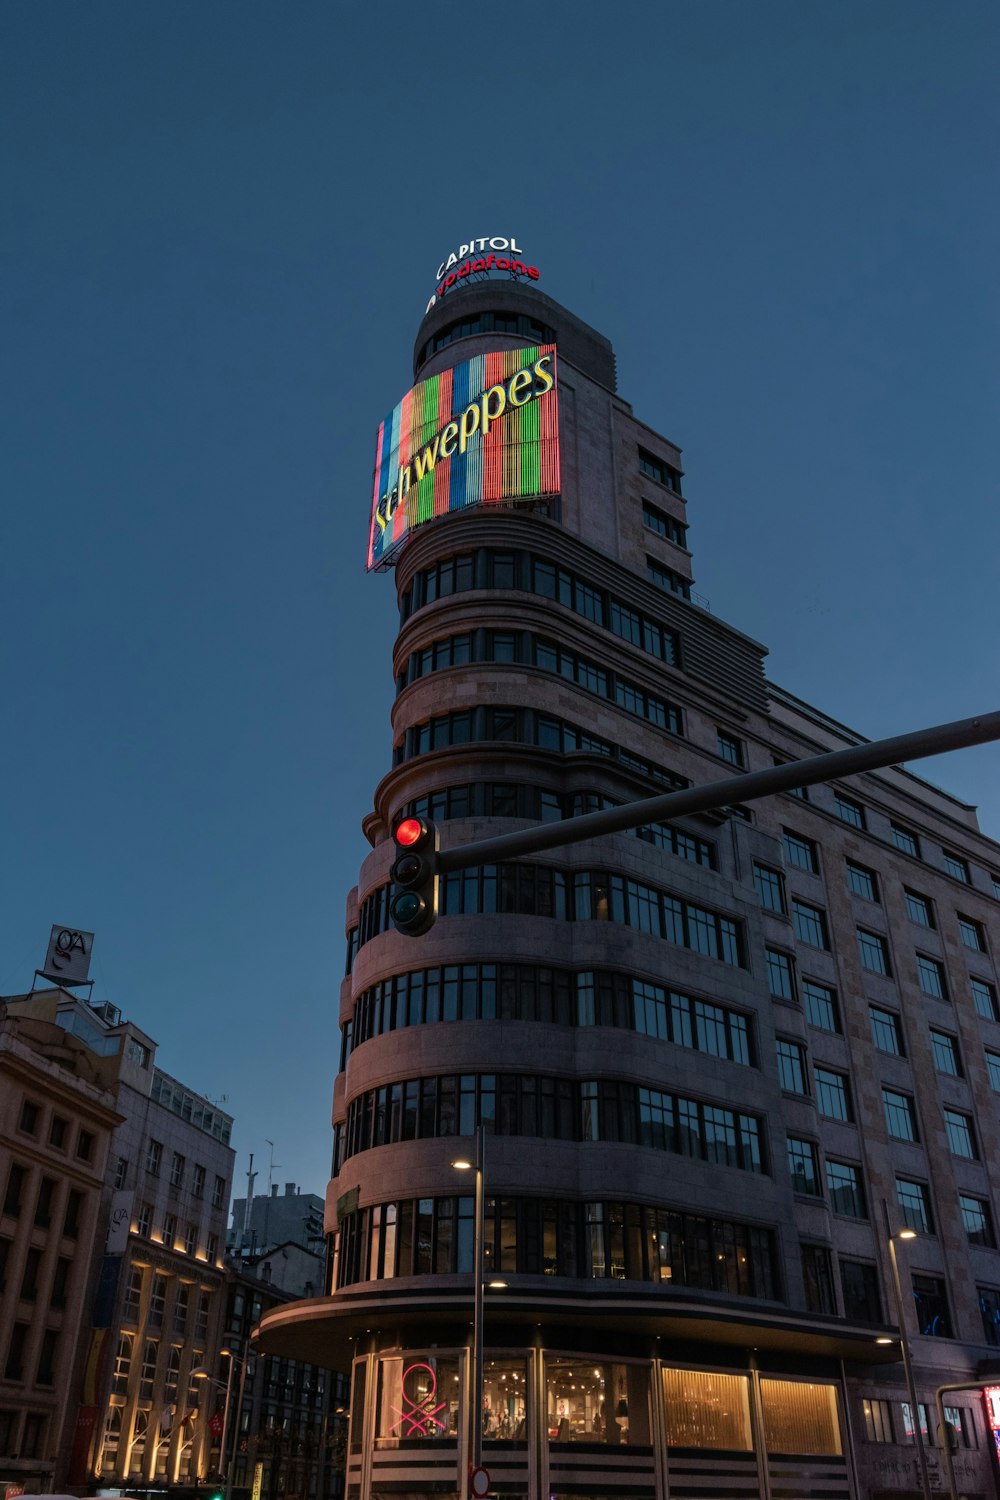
[881,1201,932,1500]
[452,1125,506,1496]
[193,1346,245,1500]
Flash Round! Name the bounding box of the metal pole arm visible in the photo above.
[437,711,1000,873]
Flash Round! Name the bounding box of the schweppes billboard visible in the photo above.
[367,344,559,571]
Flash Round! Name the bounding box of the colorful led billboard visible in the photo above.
[367,343,559,571]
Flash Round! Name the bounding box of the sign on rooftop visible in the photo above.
[41,924,94,985]
[425,235,541,312]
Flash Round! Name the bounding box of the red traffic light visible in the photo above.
[395,817,426,848]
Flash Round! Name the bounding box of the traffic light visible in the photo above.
[390,816,440,936]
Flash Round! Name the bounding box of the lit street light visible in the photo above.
[453,1126,506,1497]
[881,1201,932,1500]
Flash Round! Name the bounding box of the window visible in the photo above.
[944,1109,976,1158]
[3,1163,26,1217]
[870,1006,903,1055]
[801,1245,837,1314]
[979,1286,1000,1346]
[184,1223,197,1255]
[34,1177,56,1228]
[883,1089,918,1142]
[48,1115,67,1149]
[163,1212,177,1247]
[647,557,690,599]
[971,977,999,1021]
[892,823,920,857]
[114,1156,128,1189]
[900,1403,932,1443]
[170,1152,185,1187]
[847,862,879,901]
[827,1161,865,1218]
[896,1178,932,1234]
[905,890,934,927]
[123,1266,142,1322]
[639,446,681,491]
[958,915,986,952]
[857,928,890,974]
[192,1164,206,1198]
[814,1067,851,1121]
[212,1175,226,1209]
[766,949,795,1001]
[783,829,818,872]
[148,1273,167,1328]
[63,1188,82,1237]
[137,1201,153,1237]
[944,1407,971,1448]
[661,1367,751,1449]
[916,955,946,1000]
[51,1257,71,1309]
[960,1194,994,1246]
[986,1051,1000,1092]
[717,730,745,768]
[642,499,686,545]
[76,1129,94,1162]
[803,981,839,1032]
[19,1100,40,1135]
[5,1322,27,1379]
[125,1037,150,1067]
[754,864,785,913]
[863,1398,894,1442]
[834,793,865,829]
[911,1274,951,1336]
[993,875,1000,901]
[145,1139,162,1176]
[930,1030,961,1076]
[944,852,970,883]
[207,1233,218,1262]
[21,1246,41,1300]
[776,1039,808,1094]
[787,1138,821,1196]
[793,900,828,949]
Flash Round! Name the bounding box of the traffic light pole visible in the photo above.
[434,711,1000,874]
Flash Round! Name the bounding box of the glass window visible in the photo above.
[905,891,934,927]
[944,1109,976,1158]
[717,731,744,768]
[815,1067,851,1121]
[842,1260,882,1323]
[834,794,865,829]
[972,978,999,1020]
[662,1368,751,1450]
[944,852,970,883]
[827,1161,865,1217]
[986,1050,1000,1092]
[801,1245,836,1315]
[145,1139,162,1176]
[891,824,920,857]
[783,830,817,872]
[863,1398,894,1442]
[766,950,795,1001]
[917,955,946,999]
[979,1286,1000,1346]
[896,1178,932,1233]
[793,900,828,949]
[857,928,890,974]
[930,1031,961,1075]
[754,864,785,913]
[375,1355,460,1444]
[883,1090,917,1141]
[546,1357,650,1445]
[847,862,878,901]
[911,1275,951,1337]
[870,1006,903,1055]
[959,1194,994,1246]
[759,1378,842,1456]
[787,1138,820,1196]
[803,981,839,1032]
[776,1040,807,1094]
[958,916,986,952]
[481,1356,528,1442]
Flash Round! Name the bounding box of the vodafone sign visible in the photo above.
[425,235,541,313]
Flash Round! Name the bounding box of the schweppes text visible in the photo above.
[374,353,555,537]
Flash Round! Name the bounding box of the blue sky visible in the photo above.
[3,1,997,1198]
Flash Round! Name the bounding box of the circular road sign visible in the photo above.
[470,1467,490,1498]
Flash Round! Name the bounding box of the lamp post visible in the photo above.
[193,1348,243,1500]
[881,1201,932,1500]
[452,1126,507,1496]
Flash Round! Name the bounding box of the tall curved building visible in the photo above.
[261,277,1000,1500]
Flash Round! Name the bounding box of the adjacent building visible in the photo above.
[228,1183,325,1262]
[1,985,235,1496]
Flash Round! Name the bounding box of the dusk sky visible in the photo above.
[3,1,997,1201]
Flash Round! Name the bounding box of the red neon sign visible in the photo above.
[984,1385,1000,1460]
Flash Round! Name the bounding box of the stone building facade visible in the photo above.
[259,282,1000,1500]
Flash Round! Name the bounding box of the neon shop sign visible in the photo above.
[388,1363,450,1438]
[984,1386,1000,1460]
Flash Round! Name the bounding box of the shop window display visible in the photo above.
[482,1356,529,1442]
[375,1355,460,1446]
[546,1357,650,1445]
[662,1368,752,1449]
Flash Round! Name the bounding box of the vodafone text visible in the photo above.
[435,238,523,280]
[373,354,555,538]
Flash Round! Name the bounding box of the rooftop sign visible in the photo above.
[425,235,541,313]
[367,344,560,571]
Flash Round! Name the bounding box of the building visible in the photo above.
[258,277,1000,1500]
[228,1183,325,1261]
[2,985,235,1495]
[0,1000,122,1496]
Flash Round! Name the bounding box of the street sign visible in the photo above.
[470,1467,490,1498]
[251,1462,263,1500]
